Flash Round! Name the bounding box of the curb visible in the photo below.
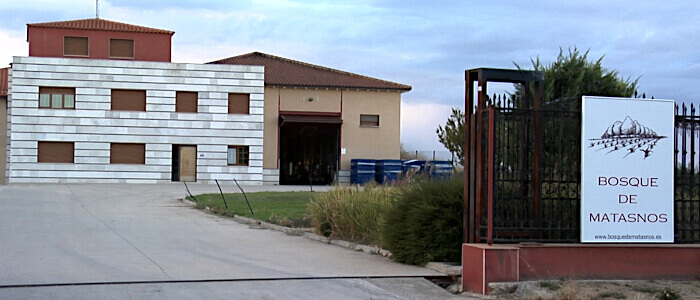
[181,197,461,276]
[181,198,392,258]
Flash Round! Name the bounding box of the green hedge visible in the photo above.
[382,175,464,265]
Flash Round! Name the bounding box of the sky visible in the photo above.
[1,0,699,156]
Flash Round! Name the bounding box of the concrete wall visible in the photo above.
[7,56,264,184]
[262,87,402,183]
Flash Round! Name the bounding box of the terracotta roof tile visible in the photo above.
[0,68,8,97]
[209,52,411,91]
[28,18,174,35]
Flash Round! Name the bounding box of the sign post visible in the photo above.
[581,96,674,243]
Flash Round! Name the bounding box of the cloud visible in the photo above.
[400,101,454,153]
[0,29,27,67]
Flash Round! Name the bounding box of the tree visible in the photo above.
[436,47,639,165]
[436,108,465,165]
[514,47,638,108]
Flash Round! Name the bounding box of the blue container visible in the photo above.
[425,160,453,179]
[376,159,403,184]
[402,160,425,176]
[351,159,376,184]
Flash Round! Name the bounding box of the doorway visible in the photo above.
[279,117,341,185]
[172,145,197,182]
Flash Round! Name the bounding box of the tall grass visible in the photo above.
[307,185,395,245]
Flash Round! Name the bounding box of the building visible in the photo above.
[2,18,410,185]
[4,18,264,184]
[211,53,411,185]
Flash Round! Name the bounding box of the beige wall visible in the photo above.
[0,96,6,184]
[262,87,402,172]
[340,90,401,170]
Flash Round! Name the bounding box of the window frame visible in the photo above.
[175,91,198,113]
[110,143,146,164]
[109,38,135,59]
[360,114,380,127]
[37,141,74,163]
[228,93,250,114]
[227,145,250,166]
[39,87,76,109]
[63,36,89,57]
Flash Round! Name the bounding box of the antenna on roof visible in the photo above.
[96,0,100,19]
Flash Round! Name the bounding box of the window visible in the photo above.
[38,142,74,163]
[111,89,146,111]
[360,114,380,127]
[227,146,249,166]
[109,39,134,59]
[39,87,75,109]
[228,93,249,114]
[176,91,198,113]
[110,143,145,164]
[64,36,88,57]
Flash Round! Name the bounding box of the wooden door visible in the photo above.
[179,146,197,182]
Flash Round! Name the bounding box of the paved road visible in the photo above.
[0,183,465,299]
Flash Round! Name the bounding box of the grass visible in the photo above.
[189,191,315,227]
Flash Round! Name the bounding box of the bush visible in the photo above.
[307,185,394,245]
[382,174,464,265]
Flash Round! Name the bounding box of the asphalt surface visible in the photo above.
[0,183,466,299]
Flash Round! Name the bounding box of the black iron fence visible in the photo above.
[471,100,700,244]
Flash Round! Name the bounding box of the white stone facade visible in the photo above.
[7,56,264,184]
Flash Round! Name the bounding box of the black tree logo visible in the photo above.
[588,116,666,158]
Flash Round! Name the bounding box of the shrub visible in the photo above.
[382,174,464,265]
[307,185,394,245]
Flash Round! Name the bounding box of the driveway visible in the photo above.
[0,183,463,299]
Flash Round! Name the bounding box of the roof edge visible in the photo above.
[27,18,175,35]
[210,51,412,91]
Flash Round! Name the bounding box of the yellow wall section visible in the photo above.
[340,90,401,170]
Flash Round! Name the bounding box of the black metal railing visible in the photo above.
[474,100,700,244]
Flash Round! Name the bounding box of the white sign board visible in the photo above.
[581,96,674,243]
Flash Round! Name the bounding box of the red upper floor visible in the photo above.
[28,18,174,62]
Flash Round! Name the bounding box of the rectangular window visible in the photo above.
[110,143,145,164]
[228,93,250,114]
[39,87,75,109]
[109,39,134,59]
[37,142,74,163]
[64,36,88,57]
[111,89,146,111]
[227,146,249,166]
[176,91,198,113]
[360,114,380,127]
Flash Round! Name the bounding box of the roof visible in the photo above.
[27,18,174,35]
[0,68,8,97]
[209,52,411,91]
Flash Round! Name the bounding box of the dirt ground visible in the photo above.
[485,279,700,299]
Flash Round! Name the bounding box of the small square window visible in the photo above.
[227,146,249,166]
[110,143,146,164]
[64,36,88,57]
[110,39,134,59]
[176,91,198,113]
[111,89,146,111]
[228,93,250,114]
[38,142,74,163]
[360,114,380,127]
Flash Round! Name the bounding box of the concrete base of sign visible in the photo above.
[462,243,700,295]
